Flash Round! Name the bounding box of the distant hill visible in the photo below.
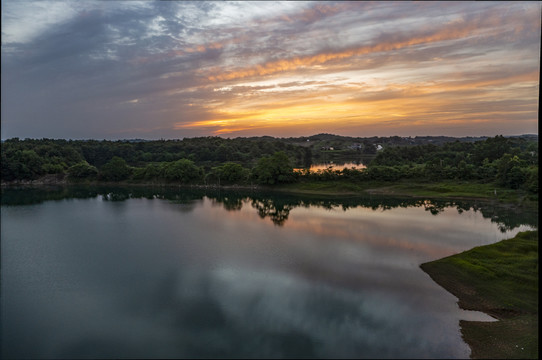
[277,133,537,148]
[2,133,537,144]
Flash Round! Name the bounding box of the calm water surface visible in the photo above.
[1,187,537,359]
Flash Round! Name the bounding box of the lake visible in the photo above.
[1,186,537,359]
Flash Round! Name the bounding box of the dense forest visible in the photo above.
[0,135,538,194]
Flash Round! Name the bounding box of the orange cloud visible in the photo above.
[206,7,538,83]
[178,8,539,138]
[177,68,538,136]
[177,99,383,135]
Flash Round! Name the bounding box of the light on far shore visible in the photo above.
[294,162,367,173]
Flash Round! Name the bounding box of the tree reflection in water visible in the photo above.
[250,198,294,226]
[1,185,537,232]
[214,196,244,211]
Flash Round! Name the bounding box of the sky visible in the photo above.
[1,1,540,140]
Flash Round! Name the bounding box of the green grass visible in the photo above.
[421,231,538,359]
[389,180,533,202]
[277,178,536,204]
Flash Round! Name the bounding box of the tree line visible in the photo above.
[1,135,538,193]
[300,135,537,193]
[0,137,308,184]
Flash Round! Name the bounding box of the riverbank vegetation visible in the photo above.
[421,231,538,359]
[1,135,538,201]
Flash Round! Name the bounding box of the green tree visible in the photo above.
[523,166,538,193]
[303,147,313,168]
[134,163,163,180]
[497,154,523,188]
[476,158,498,181]
[162,159,204,183]
[252,151,295,185]
[1,149,45,180]
[456,160,474,180]
[41,163,65,174]
[67,162,98,179]
[212,162,249,184]
[365,165,401,181]
[99,156,132,181]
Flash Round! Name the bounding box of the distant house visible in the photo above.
[376,145,383,151]
[350,143,362,150]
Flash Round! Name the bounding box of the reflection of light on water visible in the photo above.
[2,193,535,359]
[294,162,366,172]
[459,309,498,322]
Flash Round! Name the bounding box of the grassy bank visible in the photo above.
[279,179,537,203]
[2,175,537,205]
[421,231,538,359]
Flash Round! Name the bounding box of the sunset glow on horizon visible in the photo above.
[1,1,540,139]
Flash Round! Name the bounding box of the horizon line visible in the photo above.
[1,133,539,142]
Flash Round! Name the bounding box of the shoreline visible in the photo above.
[421,231,538,359]
[2,174,536,204]
[0,180,504,201]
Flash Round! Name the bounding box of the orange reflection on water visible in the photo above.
[199,197,531,264]
[284,209,453,261]
[294,162,367,173]
[279,204,521,264]
[204,199,455,260]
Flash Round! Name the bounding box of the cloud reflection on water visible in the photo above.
[1,189,537,358]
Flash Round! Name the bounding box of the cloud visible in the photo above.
[1,1,539,139]
[205,3,540,83]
